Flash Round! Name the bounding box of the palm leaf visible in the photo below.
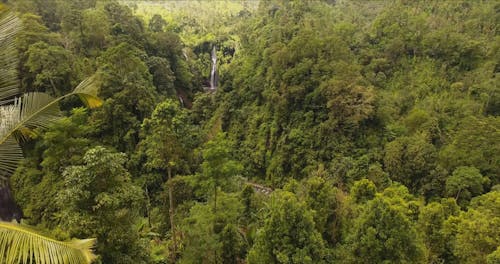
[73,75,103,109]
[0,138,22,182]
[0,8,21,101]
[0,8,99,263]
[0,92,60,178]
[0,221,96,264]
[0,8,104,180]
[0,4,103,184]
[0,77,103,179]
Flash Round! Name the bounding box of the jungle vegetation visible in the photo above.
[0,0,499,263]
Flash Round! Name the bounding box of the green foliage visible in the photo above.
[146,56,175,97]
[134,0,257,46]
[79,9,110,53]
[248,191,328,264]
[351,179,376,203]
[103,1,144,45]
[180,193,244,264]
[218,0,380,183]
[451,191,500,264]
[384,132,437,193]
[140,99,196,172]
[90,42,158,153]
[0,221,96,264]
[320,77,375,127]
[25,41,73,95]
[200,132,244,195]
[241,184,257,224]
[6,0,500,262]
[418,198,459,263]
[440,116,500,185]
[487,246,500,264]
[220,224,246,264]
[366,163,391,190]
[57,146,148,264]
[148,14,166,33]
[446,166,488,205]
[300,173,341,244]
[345,195,425,264]
[11,108,92,225]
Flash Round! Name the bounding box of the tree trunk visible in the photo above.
[214,185,217,214]
[49,78,58,96]
[168,166,177,263]
[455,188,462,201]
[145,187,151,228]
[213,185,218,264]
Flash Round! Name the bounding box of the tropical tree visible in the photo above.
[0,11,101,181]
[0,76,101,180]
[0,6,100,264]
[344,187,426,263]
[446,166,488,204]
[451,190,500,263]
[57,146,148,264]
[200,132,243,213]
[139,99,196,261]
[247,191,328,264]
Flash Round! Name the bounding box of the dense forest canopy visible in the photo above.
[0,0,499,263]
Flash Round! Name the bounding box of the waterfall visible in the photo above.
[209,46,218,90]
[178,95,184,107]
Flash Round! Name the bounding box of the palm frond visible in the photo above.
[0,7,103,184]
[0,138,22,182]
[0,92,64,177]
[0,9,21,101]
[0,92,61,144]
[0,77,103,178]
[0,221,96,264]
[19,93,61,132]
[72,76,103,109]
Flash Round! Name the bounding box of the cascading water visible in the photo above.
[178,96,184,107]
[209,46,218,90]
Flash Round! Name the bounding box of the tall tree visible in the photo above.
[446,166,488,205]
[384,132,437,193]
[199,132,243,262]
[247,191,328,264]
[345,195,425,263]
[139,99,197,262]
[180,193,244,264]
[200,132,243,214]
[25,41,73,95]
[90,42,157,154]
[450,190,500,264]
[418,198,460,263]
[57,146,148,264]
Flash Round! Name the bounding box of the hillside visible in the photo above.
[0,0,499,263]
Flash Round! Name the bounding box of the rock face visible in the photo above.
[0,185,22,222]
